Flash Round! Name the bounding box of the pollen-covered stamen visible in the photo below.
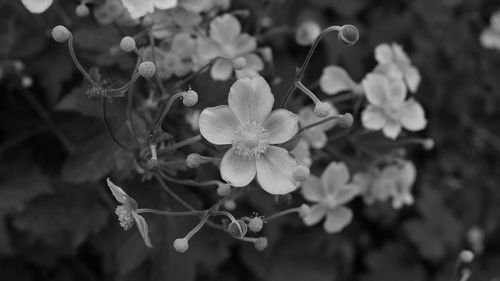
[232,121,270,159]
[115,205,135,230]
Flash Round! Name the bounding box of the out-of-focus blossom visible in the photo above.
[295,20,321,46]
[198,75,302,194]
[150,8,201,39]
[94,0,138,25]
[298,104,338,149]
[185,109,200,131]
[21,0,53,13]
[320,66,363,95]
[480,11,500,50]
[290,139,312,168]
[373,43,421,93]
[301,162,359,233]
[354,161,416,209]
[178,0,230,14]
[107,178,152,248]
[121,0,177,19]
[196,14,263,81]
[361,74,427,139]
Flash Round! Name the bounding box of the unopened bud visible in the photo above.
[232,57,247,70]
[338,24,359,46]
[338,113,354,128]
[224,200,237,210]
[21,76,33,88]
[423,139,435,150]
[314,102,332,117]
[120,36,137,53]
[459,250,474,263]
[298,204,310,218]
[216,183,231,196]
[145,159,158,170]
[228,220,248,238]
[138,61,156,78]
[248,217,264,233]
[292,166,310,181]
[186,153,202,168]
[182,89,198,107]
[76,3,89,17]
[52,25,71,43]
[254,237,268,251]
[173,238,189,253]
[295,20,321,46]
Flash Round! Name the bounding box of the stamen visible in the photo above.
[115,205,135,230]
[232,121,270,159]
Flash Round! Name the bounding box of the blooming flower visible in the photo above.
[198,75,301,194]
[298,104,338,149]
[121,0,177,19]
[107,178,152,248]
[319,65,363,95]
[301,162,359,233]
[353,161,416,209]
[196,14,264,81]
[21,0,53,13]
[361,73,427,139]
[373,43,421,93]
[480,11,500,50]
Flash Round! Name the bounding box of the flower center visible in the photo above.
[232,121,270,159]
[115,205,135,230]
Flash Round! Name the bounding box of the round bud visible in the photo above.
[459,250,474,263]
[120,36,137,53]
[182,90,198,107]
[13,61,25,72]
[254,237,268,251]
[232,57,247,70]
[423,139,435,150]
[275,194,292,207]
[314,102,332,118]
[145,159,158,170]
[185,153,202,168]
[295,20,321,46]
[228,220,248,238]
[138,61,156,78]
[173,238,189,253]
[338,113,354,128]
[76,3,89,17]
[224,200,236,210]
[338,25,359,46]
[21,76,33,88]
[51,25,71,43]
[292,166,310,181]
[216,183,231,196]
[248,217,264,233]
[298,204,310,218]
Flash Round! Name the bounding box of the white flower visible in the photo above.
[290,139,312,168]
[178,0,230,13]
[301,162,359,233]
[298,104,338,149]
[121,0,177,19]
[361,74,427,139]
[21,0,53,13]
[373,43,421,93]
[196,14,263,81]
[319,65,362,95]
[198,75,301,194]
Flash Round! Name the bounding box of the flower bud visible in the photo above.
[21,76,33,88]
[338,113,354,128]
[338,25,359,46]
[75,3,89,17]
[224,200,237,210]
[173,238,189,253]
[228,220,248,238]
[232,57,247,70]
[138,61,156,78]
[254,237,268,251]
[120,36,137,53]
[295,20,321,46]
[248,217,264,233]
[186,153,202,168]
[259,47,273,62]
[145,159,158,170]
[292,165,310,181]
[298,204,310,218]
[314,102,332,117]
[459,250,474,263]
[216,183,231,196]
[182,89,198,107]
[423,139,435,150]
[52,25,71,43]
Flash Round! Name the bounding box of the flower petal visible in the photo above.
[404,66,421,93]
[321,162,350,196]
[382,120,402,139]
[132,213,153,248]
[362,74,390,106]
[122,0,154,19]
[334,184,360,206]
[324,206,353,233]
[319,66,357,95]
[210,58,234,81]
[220,148,256,187]
[304,129,328,149]
[400,99,427,131]
[388,79,407,106]
[228,75,274,124]
[21,0,53,13]
[199,105,239,145]
[291,139,312,167]
[361,105,386,130]
[301,175,325,202]
[256,146,298,195]
[303,204,327,226]
[374,43,393,64]
[196,37,222,61]
[235,53,263,79]
[210,14,241,45]
[263,109,299,144]
[153,0,177,9]
[233,34,258,56]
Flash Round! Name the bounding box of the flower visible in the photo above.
[480,11,500,50]
[290,139,312,168]
[121,0,177,19]
[319,66,362,95]
[196,14,264,81]
[295,20,321,46]
[361,74,427,139]
[178,0,230,14]
[298,104,338,149]
[301,162,359,233]
[353,161,416,209]
[373,43,421,93]
[21,0,53,13]
[107,178,152,248]
[198,75,301,194]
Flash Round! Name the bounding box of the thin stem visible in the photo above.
[152,92,183,132]
[100,100,131,152]
[154,172,197,211]
[137,208,205,217]
[147,27,169,98]
[265,207,302,222]
[159,170,220,187]
[185,212,210,240]
[67,35,96,86]
[125,59,141,149]
[285,115,342,145]
[295,81,321,104]
[174,57,220,90]
[108,73,140,96]
[158,135,202,154]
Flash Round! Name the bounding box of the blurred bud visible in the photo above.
[298,204,310,218]
[145,159,158,170]
[173,238,189,253]
[182,89,198,107]
[186,153,202,168]
[459,250,474,263]
[228,220,248,238]
[295,20,321,46]
[21,76,33,88]
[52,25,71,43]
[138,61,156,78]
[224,200,237,210]
[423,139,435,150]
[275,194,293,207]
[339,113,354,128]
[338,24,359,46]
[254,237,268,251]
[248,217,264,233]
[314,102,332,117]
[259,47,273,62]
[76,3,89,17]
[142,15,154,27]
[232,57,247,70]
[120,36,137,52]
[292,166,310,181]
[216,183,231,196]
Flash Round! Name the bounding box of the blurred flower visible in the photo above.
[301,162,359,233]
[185,109,200,131]
[199,75,301,194]
[94,0,137,25]
[196,14,263,81]
[361,74,427,139]
[373,43,421,93]
[121,0,177,19]
[21,0,53,13]
[290,139,312,168]
[298,104,338,149]
[150,8,201,39]
[480,11,500,50]
[107,178,152,248]
[178,0,230,13]
[320,65,362,95]
[295,20,321,46]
